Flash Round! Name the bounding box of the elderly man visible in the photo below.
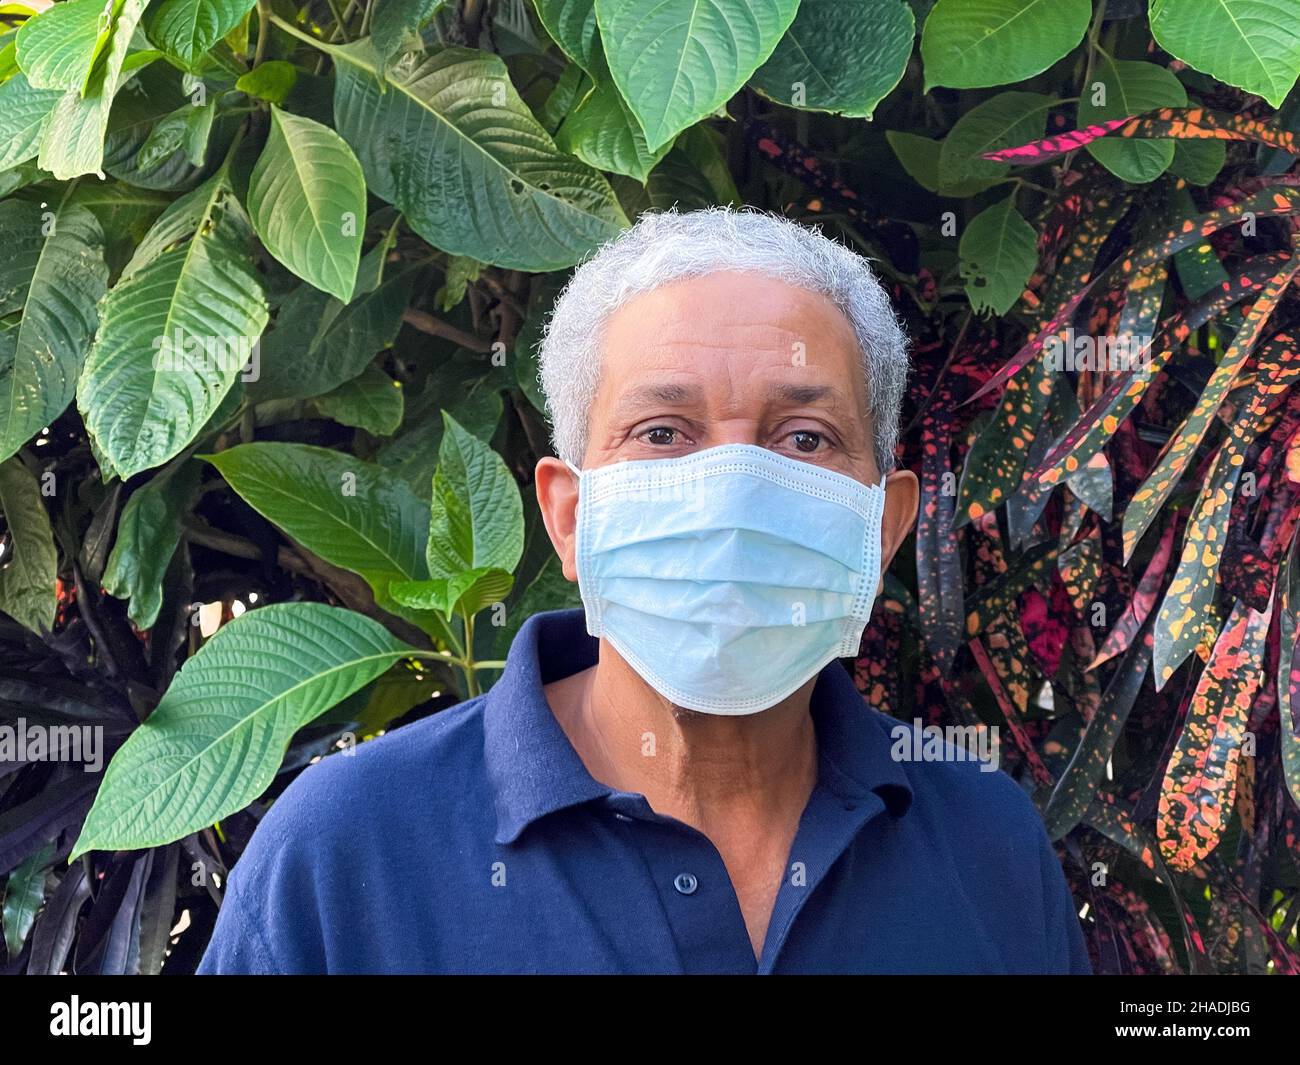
[198,208,1091,975]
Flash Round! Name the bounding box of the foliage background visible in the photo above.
[3,0,1300,974]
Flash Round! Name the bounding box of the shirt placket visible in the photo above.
[603,792,759,975]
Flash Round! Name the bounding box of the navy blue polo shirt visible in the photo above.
[197,608,1091,974]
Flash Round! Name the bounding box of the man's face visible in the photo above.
[537,270,919,585]
[584,270,878,482]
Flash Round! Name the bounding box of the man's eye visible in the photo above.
[790,430,823,453]
[644,426,678,445]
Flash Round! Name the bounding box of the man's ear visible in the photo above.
[535,456,581,582]
[878,467,919,584]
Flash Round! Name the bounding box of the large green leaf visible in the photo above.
[750,0,914,119]
[102,458,202,629]
[0,457,57,634]
[77,171,268,480]
[426,412,524,579]
[312,365,405,436]
[1078,57,1186,184]
[535,0,601,74]
[203,442,431,613]
[69,602,418,857]
[556,79,671,182]
[0,74,63,171]
[370,0,445,68]
[14,0,112,93]
[36,0,153,180]
[331,38,626,270]
[936,91,1052,195]
[959,195,1038,315]
[144,0,257,67]
[248,106,366,302]
[0,200,108,464]
[920,0,1090,90]
[1151,0,1300,108]
[595,0,799,151]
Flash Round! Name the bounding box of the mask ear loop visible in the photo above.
[565,459,583,479]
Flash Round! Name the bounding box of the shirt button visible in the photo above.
[673,872,698,895]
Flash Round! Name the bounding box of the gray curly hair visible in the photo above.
[536,206,909,473]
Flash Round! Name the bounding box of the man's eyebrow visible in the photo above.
[767,383,842,406]
[613,382,701,413]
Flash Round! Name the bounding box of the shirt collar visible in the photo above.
[482,609,913,845]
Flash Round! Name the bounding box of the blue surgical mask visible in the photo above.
[567,444,887,715]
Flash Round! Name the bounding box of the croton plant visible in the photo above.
[1,0,1300,974]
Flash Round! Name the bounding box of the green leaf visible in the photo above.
[936,91,1052,195]
[0,456,57,634]
[556,78,673,182]
[312,365,405,436]
[427,412,524,579]
[0,200,108,465]
[534,0,602,75]
[102,459,202,629]
[0,73,63,171]
[1169,136,1226,185]
[36,0,152,180]
[78,172,268,480]
[437,254,484,311]
[886,129,997,196]
[248,106,366,302]
[750,0,914,119]
[390,566,514,617]
[920,0,1090,90]
[203,442,431,614]
[1151,0,1300,108]
[144,0,257,68]
[595,0,797,151]
[69,603,418,857]
[1078,57,1186,184]
[2,842,54,957]
[370,0,444,69]
[331,39,626,270]
[959,195,1038,315]
[15,0,112,94]
[136,99,215,173]
[235,59,298,104]
[250,256,417,402]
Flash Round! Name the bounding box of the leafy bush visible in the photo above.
[2,0,1300,974]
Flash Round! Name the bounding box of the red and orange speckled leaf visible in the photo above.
[1279,532,1300,811]
[968,636,1054,787]
[1045,627,1151,839]
[982,108,1298,165]
[979,612,1039,716]
[1059,528,1103,614]
[916,372,965,675]
[954,356,1054,526]
[1152,332,1300,685]
[1084,797,1210,970]
[1034,253,1295,502]
[1090,521,1177,670]
[965,542,1057,637]
[1122,268,1300,562]
[1157,600,1273,870]
[967,189,1300,405]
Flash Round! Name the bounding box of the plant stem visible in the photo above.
[253,0,270,67]
[324,0,352,41]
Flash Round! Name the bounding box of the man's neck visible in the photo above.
[543,641,819,837]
